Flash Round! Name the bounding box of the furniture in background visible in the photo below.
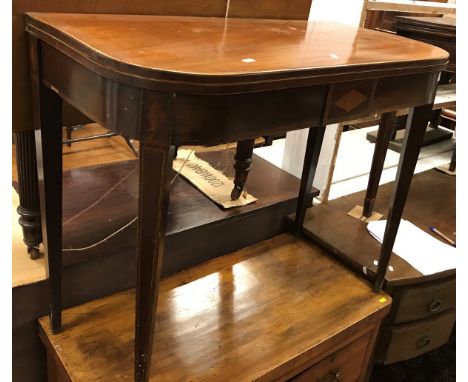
[442,108,456,171]
[363,14,456,218]
[26,12,447,381]
[361,0,456,31]
[300,169,455,365]
[12,0,314,259]
[316,0,455,203]
[63,123,138,156]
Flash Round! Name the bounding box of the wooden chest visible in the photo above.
[40,234,391,381]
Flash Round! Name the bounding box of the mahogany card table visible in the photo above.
[25,13,448,381]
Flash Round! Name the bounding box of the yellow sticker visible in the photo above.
[379,297,387,303]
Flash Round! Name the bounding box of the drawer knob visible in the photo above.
[428,299,442,312]
[416,335,431,349]
[319,369,341,382]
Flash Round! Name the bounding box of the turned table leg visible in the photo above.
[29,35,64,332]
[135,143,175,381]
[14,130,42,259]
[363,112,396,218]
[373,104,433,292]
[294,126,326,234]
[231,138,255,200]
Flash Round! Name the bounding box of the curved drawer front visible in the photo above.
[393,278,455,324]
[382,310,455,364]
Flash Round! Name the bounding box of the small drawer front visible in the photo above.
[383,310,455,364]
[290,331,372,382]
[393,278,455,324]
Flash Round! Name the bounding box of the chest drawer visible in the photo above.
[381,309,455,364]
[393,278,455,324]
[290,331,372,382]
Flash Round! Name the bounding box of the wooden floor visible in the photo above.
[40,234,391,382]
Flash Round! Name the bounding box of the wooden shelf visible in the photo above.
[297,169,456,287]
[40,234,390,381]
[58,149,317,271]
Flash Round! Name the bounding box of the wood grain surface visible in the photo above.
[39,234,391,381]
[25,13,448,90]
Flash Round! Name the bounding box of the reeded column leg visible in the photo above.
[294,126,326,234]
[363,112,396,218]
[14,130,42,259]
[135,143,175,382]
[373,104,433,292]
[231,138,255,200]
[29,35,63,332]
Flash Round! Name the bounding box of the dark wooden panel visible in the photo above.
[59,151,309,260]
[380,310,455,364]
[38,234,391,381]
[172,86,328,145]
[228,0,312,20]
[393,278,455,323]
[41,43,141,139]
[372,72,439,113]
[13,321,47,382]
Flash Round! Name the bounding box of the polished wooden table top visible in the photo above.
[39,234,391,381]
[26,13,448,91]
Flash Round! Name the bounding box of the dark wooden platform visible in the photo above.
[298,169,455,287]
[14,150,312,382]
[40,234,391,382]
[60,149,316,274]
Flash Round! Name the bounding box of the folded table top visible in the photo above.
[25,13,448,92]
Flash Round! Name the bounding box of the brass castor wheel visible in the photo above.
[28,246,40,260]
[231,186,243,200]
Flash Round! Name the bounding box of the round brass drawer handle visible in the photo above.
[416,335,431,349]
[428,298,442,312]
